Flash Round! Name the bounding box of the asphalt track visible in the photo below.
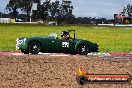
[1,51,132,88]
[1,51,132,59]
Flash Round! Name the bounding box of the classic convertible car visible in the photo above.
[16,30,98,55]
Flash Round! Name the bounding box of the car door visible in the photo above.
[42,38,58,53]
[57,39,76,53]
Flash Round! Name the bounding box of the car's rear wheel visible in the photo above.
[77,44,89,55]
[70,53,76,55]
[21,49,29,54]
[29,41,41,54]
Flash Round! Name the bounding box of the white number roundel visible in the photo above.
[62,42,69,48]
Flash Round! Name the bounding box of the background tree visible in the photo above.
[60,0,74,24]
[0,12,2,18]
[6,0,20,19]
[50,0,60,21]
[49,0,74,24]
[35,0,51,21]
[6,0,41,21]
[122,4,132,17]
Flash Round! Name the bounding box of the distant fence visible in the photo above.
[114,24,132,27]
[0,18,11,23]
[98,24,132,27]
[0,19,57,25]
[1,20,132,27]
[0,18,16,23]
[98,24,114,26]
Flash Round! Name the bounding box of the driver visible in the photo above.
[61,31,70,40]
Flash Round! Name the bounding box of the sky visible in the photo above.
[0,0,131,19]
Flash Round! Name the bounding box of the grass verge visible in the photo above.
[0,23,132,52]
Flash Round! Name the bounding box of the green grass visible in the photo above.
[0,23,132,52]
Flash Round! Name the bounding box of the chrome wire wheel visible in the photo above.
[78,44,89,55]
[29,41,41,54]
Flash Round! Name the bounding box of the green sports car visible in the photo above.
[16,30,98,55]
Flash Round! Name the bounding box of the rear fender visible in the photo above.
[75,40,91,52]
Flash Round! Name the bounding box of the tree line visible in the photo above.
[2,1,132,24]
[5,0,73,24]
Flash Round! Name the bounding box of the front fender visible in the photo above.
[26,38,43,45]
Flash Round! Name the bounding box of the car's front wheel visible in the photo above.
[29,41,41,54]
[77,44,89,55]
[21,49,29,54]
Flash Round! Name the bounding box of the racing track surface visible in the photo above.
[0,50,132,58]
[0,51,132,88]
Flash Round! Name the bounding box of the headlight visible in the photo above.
[19,40,24,45]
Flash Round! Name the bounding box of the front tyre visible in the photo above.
[21,49,29,54]
[29,41,41,54]
[77,44,89,55]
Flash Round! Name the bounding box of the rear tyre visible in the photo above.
[21,49,29,54]
[70,53,76,55]
[77,44,89,55]
[29,41,41,54]
[76,76,87,85]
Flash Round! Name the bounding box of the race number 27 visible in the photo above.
[62,42,69,48]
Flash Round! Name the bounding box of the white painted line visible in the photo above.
[11,52,69,56]
[87,52,111,57]
[38,52,51,55]
[87,52,98,56]
[12,53,23,55]
[50,54,69,57]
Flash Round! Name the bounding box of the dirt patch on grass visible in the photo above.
[0,55,132,88]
